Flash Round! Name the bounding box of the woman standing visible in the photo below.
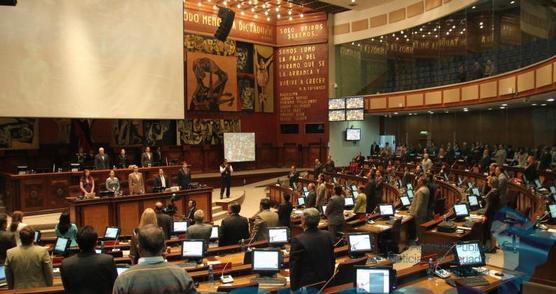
[129,208,158,264]
[105,169,120,195]
[80,169,95,198]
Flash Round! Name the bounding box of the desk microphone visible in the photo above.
[219,261,234,283]
[434,243,457,272]
[318,265,340,292]
[333,237,344,248]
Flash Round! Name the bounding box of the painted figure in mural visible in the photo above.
[191,58,235,111]
[255,53,273,111]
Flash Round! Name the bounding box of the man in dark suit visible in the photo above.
[155,202,172,240]
[177,161,192,189]
[94,147,110,170]
[288,165,300,189]
[289,208,335,291]
[305,183,317,208]
[325,186,345,240]
[60,226,117,294]
[313,159,322,179]
[0,213,15,264]
[219,202,250,246]
[495,166,509,208]
[116,148,128,168]
[278,194,293,227]
[153,169,170,192]
[220,159,233,199]
[141,146,153,167]
[365,170,377,213]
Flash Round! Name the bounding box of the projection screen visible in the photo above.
[0,0,184,119]
[224,133,256,162]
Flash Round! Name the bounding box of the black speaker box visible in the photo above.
[0,0,17,6]
[214,7,235,41]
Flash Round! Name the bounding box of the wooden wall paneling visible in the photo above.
[184,146,204,172]
[48,177,71,209]
[282,144,298,168]
[118,202,140,236]
[82,205,110,235]
[20,179,47,212]
[535,64,552,88]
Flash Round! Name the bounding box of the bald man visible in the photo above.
[154,202,172,240]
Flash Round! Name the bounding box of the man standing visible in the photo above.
[251,198,279,241]
[219,202,250,246]
[315,175,327,212]
[495,166,509,208]
[324,155,336,173]
[278,194,293,227]
[365,169,377,213]
[177,161,192,190]
[117,148,128,169]
[409,177,430,240]
[112,225,197,294]
[313,159,322,179]
[288,165,300,189]
[289,208,335,291]
[60,226,117,294]
[141,146,153,167]
[494,145,507,168]
[186,210,212,244]
[153,169,170,192]
[5,226,53,289]
[0,213,15,264]
[220,159,233,199]
[154,202,173,240]
[128,166,145,195]
[305,183,317,208]
[94,147,110,170]
[325,186,345,241]
[421,153,433,173]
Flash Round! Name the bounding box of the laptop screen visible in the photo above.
[298,197,305,206]
[210,226,218,240]
[454,204,469,218]
[173,221,188,233]
[345,197,354,206]
[400,196,410,207]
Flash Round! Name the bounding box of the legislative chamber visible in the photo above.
[0,0,555,293]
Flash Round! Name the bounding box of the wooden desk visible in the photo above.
[68,187,212,235]
[350,211,413,254]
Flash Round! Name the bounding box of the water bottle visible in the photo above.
[427,258,434,280]
[208,265,214,284]
[240,238,246,252]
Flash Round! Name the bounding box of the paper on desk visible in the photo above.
[374,224,391,230]
[207,260,222,265]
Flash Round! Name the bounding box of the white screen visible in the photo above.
[253,251,279,271]
[468,196,479,207]
[550,186,556,194]
[549,204,556,219]
[455,243,483,266]
[472,188,480,196]
[379,205,394,216]
[55,238,69,253]
[224,133,256,162]
[116,267,128,276]
[269,228,288,244]
[173,221,188,233]
[407,184,413,190]
[34,231,40,243]
[346,109,364,121]
[328,110,346,121]
[349,234,372,252]
[345,197,354,206]
[0,266,5,280]
[210,226,218,240]
[104,227,119,239]
[356,269,390,293]
[454,204,469,217]
[352,191,359,197]
[95,249,102,254]
[328,98,345,110]
[0,0,184,119]
[400,196,410,206]
[351,185,358,191]
[407,190,414,199]
[345,97,364,109]
[182,241,203,258]
[298,197,305,206]
[346,129,361,141]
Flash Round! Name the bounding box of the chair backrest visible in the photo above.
[329,256,368,286]
[217,282,259,293]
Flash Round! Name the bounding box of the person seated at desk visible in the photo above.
[130,208,158,264]
[155,202,172,240]
[80,169,95,198]
[60,226,118,294]
[219,202,249,246]
[55,211,78,247]
[0,213,16,264]
[116,148,128,168]
[353,186,367,213]
[177,161,192,190]
[153,168,170,192]
[288,165,300,188]
[278,194,293,227]
[251,198,279,241]
[326,186,345,241]
[408,176,430,241]
[290,208,336,291]
[94,147,110,170]
[128,165,145,195]
[113,225,197,294]
[141,146,153,167]
[185,200,197,223]
[105,169,120,195]
[186,210,212,244]
[5,226,53,289]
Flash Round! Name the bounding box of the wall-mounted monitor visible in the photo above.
[345,96,364,109]
[328,98,346,110]
[224,133,256,162]
[328,110,346,121]
[345,128,361,141]
[346,109,364,121]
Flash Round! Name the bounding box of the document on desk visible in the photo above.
[374,224,391,230]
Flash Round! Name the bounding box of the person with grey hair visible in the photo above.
[186,210,212,243]
[483,176,500,253]
[289,208,335,291]
[113,225,197,294]
[94,147,110,170]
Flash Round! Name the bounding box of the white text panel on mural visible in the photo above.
[0,0,184,119]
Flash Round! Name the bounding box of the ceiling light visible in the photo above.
[288,16,292,21]
[488,108,492,110]
[501,103,507,106]
[499,106,505,109]
[472,6,476,9]
[547,98,554,102]
[510,0,515,4]
[463,108,469,112]
[532,103,537,106]
[394,112,398,115]
[300,13,304,18]
[541,103,547,106]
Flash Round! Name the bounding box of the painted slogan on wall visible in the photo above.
[277,43,328,122]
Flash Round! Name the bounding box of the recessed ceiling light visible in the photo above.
[463,108,468,112]
[532,103,537,106]
[541,103,547,106]
[472,6,476,9]
[510,0,516,4]
[500,106,505,109]
[547,98,555,102]
[488,108,493,110]
[394,112,398,115]
[501,103,507,106]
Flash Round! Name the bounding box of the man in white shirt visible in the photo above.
[421,153,433,173]
[219,159,233,199]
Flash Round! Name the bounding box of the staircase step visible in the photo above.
[212,211,228,221]
[212,205,223,214]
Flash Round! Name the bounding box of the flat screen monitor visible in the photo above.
[472,188,480,197]
[173,221,188,234]
[407,189,414,199]
[352,190,359,198]
[303,191,309,197]
[549,204,556,219]
[345,197,354,207]
[454,203,470,218]
[458,177,463,186]
[104,227,120,240]
[95,248,102,254]
[268,227,289,245]
[116,266,129,276]
[348,233,372,254]
[550,186,556,194]
[467,182,474,189]
[181,240,204,259]
[34,230,41,243]
[453,240,486,267]
[252,249,281,273]
[468,195,479,209]
[345,96,364,109]
[379,204,395,218]
[351,185,358,192]
[535,179,542,188]
[346,128,361,141]
[54,237,71,255]
[328,110,346,122]
[406,183,413,190]
[354,266,395,294]
[210,226,219,241]
[400,196,410,207]
[346,109,364,121]
[298,197,305,206]
[328,98,345,110]
[0,265,5,282]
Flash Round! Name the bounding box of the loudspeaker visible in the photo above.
[0,0,16,6]
[214,7,235,41]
